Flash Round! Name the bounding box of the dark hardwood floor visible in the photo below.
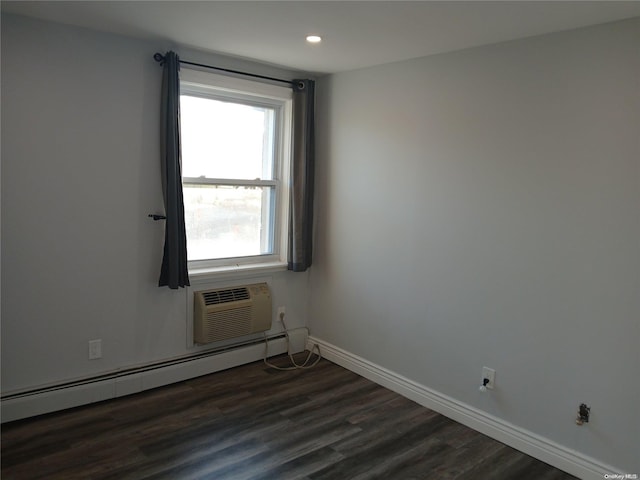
[2,355,577,480]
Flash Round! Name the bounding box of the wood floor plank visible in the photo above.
[246,446,345,480]
[310,413,452,480]
[1,356,578,480]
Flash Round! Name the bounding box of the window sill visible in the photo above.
[188,261,288,284]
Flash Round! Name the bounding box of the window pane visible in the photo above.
[183,184,275,261]
[181,95,275,180]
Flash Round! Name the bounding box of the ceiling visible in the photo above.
[3,1,640,75]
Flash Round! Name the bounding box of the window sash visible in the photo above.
[180,93,278,181]
[183,183,276,262]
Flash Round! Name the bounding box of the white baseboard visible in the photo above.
[308,335,619,480]
[1,337,287,423]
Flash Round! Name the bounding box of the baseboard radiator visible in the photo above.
[1,334,287,423]
[194,282,272,344]
[2,283,278,422]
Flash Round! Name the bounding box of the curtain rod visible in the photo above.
[153,53,295,87]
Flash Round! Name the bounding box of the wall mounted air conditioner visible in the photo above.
[193,282,272,344]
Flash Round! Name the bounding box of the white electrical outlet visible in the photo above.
[482,366,496,389]
[88,339,102,360]
[277,306,286,320]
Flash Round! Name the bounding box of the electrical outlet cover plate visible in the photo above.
[89,339,102,360]
[482,366,495,389]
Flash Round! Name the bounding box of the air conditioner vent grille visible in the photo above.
[202,306,253,343]
[202,287,250,306]
[193,282,272,345]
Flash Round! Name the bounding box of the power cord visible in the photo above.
[263,312,321,371]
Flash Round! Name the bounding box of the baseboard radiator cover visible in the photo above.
[308,335,622,480]
[1,335,287,423]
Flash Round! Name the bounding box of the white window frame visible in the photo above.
[180,68,292,274]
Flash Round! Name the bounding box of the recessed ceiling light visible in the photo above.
[306,35,322,44]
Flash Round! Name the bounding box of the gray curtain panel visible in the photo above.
[158,51,190,289]
[288,79,316,272]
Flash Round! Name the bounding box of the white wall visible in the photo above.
[3,10,638,474]
[312,18,639,473]
[1,15,311,393]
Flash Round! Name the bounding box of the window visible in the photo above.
[180,69,292,270]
